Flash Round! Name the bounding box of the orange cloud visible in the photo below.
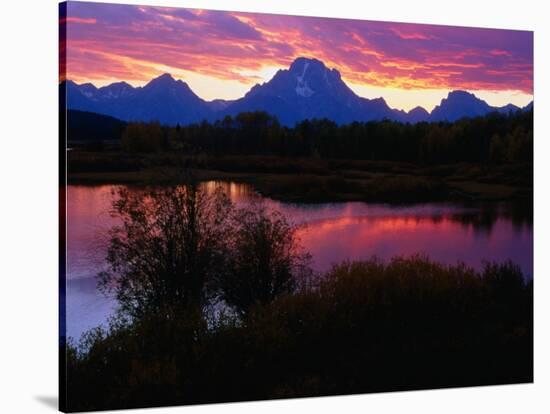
[61,2,533,103]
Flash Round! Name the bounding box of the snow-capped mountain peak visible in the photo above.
[295,61,315,97]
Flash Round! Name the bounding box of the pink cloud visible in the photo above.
[390,27,433,40]
[60,16,96,24]
[61,2,533,95]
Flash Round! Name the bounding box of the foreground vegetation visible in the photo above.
[65,256,532,412]
[61,183,533,412]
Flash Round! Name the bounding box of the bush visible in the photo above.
[218,204,312,317]
[66,255,532,411]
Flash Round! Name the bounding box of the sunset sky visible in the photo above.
[60,1,533,111]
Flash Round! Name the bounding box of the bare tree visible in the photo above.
[98,182,233,320]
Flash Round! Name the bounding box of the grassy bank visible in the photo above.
[68,150,532,203]
[65,255,532,412]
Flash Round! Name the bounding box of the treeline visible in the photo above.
[120,110,533,164]
[67,110,126,143]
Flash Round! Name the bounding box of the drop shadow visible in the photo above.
[35,396,58,410]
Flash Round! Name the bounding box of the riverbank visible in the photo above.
[67,151,532,203]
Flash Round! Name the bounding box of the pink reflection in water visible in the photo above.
[67,182,533,278]
[296,214,531,274]
[64,183,532,339]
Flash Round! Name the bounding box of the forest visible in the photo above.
[115,109,533,164]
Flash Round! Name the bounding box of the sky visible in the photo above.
[60,1,533,112]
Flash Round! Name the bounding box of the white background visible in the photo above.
[0,0,548,412]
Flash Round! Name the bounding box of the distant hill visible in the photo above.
[429,91,525,122]
[62,57,533,126]
[406,106,431,123]
[63,74,213,125]
[66,109,126,142]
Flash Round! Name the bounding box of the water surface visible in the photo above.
[65,182,533,339]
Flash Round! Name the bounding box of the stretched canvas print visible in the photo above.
[59,1,534,412]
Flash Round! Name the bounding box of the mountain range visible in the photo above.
[62,57,533,126]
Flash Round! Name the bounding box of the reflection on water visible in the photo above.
[65,182,533,339]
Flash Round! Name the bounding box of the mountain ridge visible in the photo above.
[61,57,533,126]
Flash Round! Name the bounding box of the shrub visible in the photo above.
[67,255,532,411]
[219,203,312,317]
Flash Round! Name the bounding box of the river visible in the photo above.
[65,182,533,339]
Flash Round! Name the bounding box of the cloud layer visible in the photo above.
[60,2,533,108]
